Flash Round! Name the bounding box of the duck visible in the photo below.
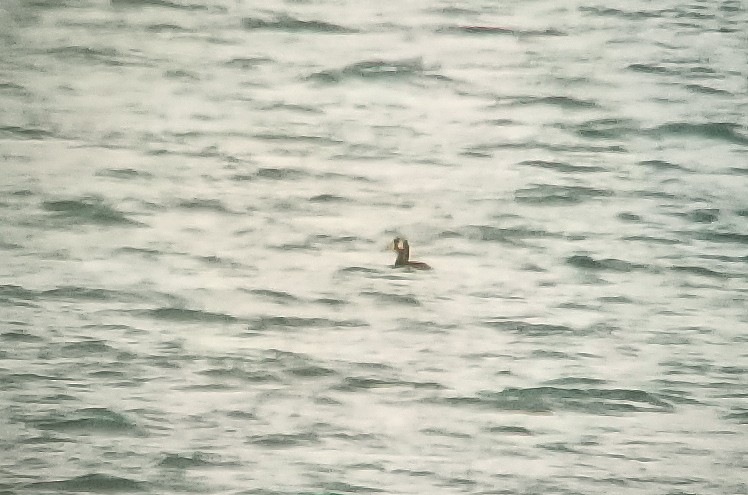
[390,237,431,270]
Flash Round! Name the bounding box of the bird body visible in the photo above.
[391,237,431,270]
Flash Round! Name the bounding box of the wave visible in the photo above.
[517,159,605,173]
[650,122,748,145]
[158,452,230,468]
[140,307,240,323]
[0,125,54,140]
[514,184,613,205]
[580,6,665,20]
[671,265,731,279]
[461,224,559,245]
[27,473,145,492]
[336,376,445,392]
[437,25,566,37]
[247,432,320,447]
[685,84,732,95]
[95,168,152,179]
[483,320,575,336]
[360,291,421,306]
[250,315,368,330]
[42,197,142,226]
[232,167,311,182]
[566,254,645,272]
[575,118,638,139]
[242,15,356,33]
[32,407,141,434]
[507,95,599,109]
[439,387,674,414]
[307,58,436,83]
[112,0,207,10]
[638,159,689,171]
[46,45,148,67]
[176,198,233,213]
[0,284,144,304]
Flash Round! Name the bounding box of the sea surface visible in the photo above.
[1,1,747,494]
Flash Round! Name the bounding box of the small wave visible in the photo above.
[158,452,228,468]
[692,230,748,245]
[361,291,421,306]
[224,57,273,69]
[42,197,141,226]
[247,432,319,448]
[515,184,613,205]
[250,316,367,330]
[307,58,430,83]
[145,23,192,33]
[46,45,146,67]
[483,320,575,336]
[725,410,748,424]
[566,255,644,272]
[336,376,444,392]
[438,25,565,37]
[62,340,117,355]
[112,0,207,10]
[0,284,142,304]
[685,84,731,95]
[575,118,637,139]
[241,15,356,33]
[1,330,43,342]
[509,95,598,109]
[627,63,673,74]
[638,159,688,171]
[309,194,350,203]
[517,160,605,173]
[176,198,232,213]
[27,473,144,492]
[165,68,200,80]
[0,125,54,140]
[245,289,300,303]
[464,224,557,245]
[442,387,673,414]
[671,265,730,279]
[337,266,379,274]
[650,122,748,145]
[141,307,239,323]
[198,367,278,383]
[32,407,140,434]
[43,286,138,301]
[0,81,29,96]
[580,7,664,20]
[233,167,311,181]
[95,168,152,179]
[688,208,719,223]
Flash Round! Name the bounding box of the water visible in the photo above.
[1,1,746,494]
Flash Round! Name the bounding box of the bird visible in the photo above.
[390,237,431,270]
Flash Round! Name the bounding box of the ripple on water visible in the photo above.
[241,15,357,33]
[139,307,240,324]
[514,184,614,205]
[249,315,368,331]
[306,58,437,84]
[565,255,646,272]
[42,197,142,226]
[30,407,142,435]
[440,387,674,414]
[27,473,145,492]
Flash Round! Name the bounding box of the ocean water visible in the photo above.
[1,0,746,494]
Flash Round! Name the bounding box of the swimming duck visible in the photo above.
[390,237,431,270]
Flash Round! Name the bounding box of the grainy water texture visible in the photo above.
[1,0,746,494]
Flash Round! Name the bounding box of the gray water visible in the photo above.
[1,1,747,494]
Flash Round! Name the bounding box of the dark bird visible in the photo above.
[390,237,431,270]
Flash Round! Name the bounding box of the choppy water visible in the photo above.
[1,1,747,494]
